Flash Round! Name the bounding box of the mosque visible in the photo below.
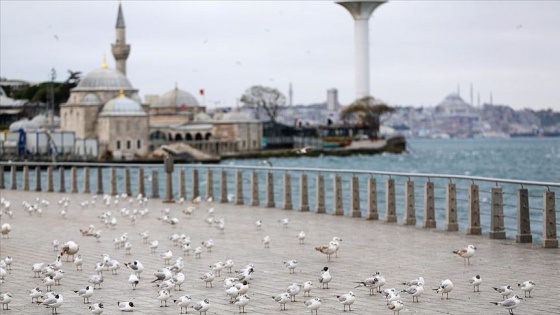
[59,3,262,160]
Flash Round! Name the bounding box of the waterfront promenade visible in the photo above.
[0,190,559,314]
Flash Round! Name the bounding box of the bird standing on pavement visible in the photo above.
[490,295,522,315]
[318,267,332,289]
[469,275,482,292]
[401,284,423,302]
[518,281,535,298]
[336,291,356,311]
[283,260,298,274]
[493,285,513,300]
[118,301,135,312]
[304,297,322,315]
[388,300,404,315]
[434,279,453,299]
[74,285,94,304]
[453,245,476,265]
[174,294,191,314]
[272,292,290,310]
[191,299,210,314]
[88,302,104,314]
[233,294,250,313]
[1,292,13,310]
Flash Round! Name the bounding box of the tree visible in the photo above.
[340,96,395,136]
[240,85,286,123]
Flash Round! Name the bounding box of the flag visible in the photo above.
[199,89,204,96]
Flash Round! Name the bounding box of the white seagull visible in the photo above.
[469,275,482,292]
[518,280,535,298]
[434,279,453,299]
[453,244,476,265]
[336,291,356,311]
[491,295,522,315]
[304,297,322,315]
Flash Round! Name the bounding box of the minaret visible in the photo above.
[111,2,131,75]
[336,0,387,100]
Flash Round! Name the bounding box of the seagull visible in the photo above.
[401,284,424,302]
[32,262,45,277]
[88,274,103,289]
[149,240,159,253]
[336,291,356,311]
[280,218,290,228]
[173,272,186,291]
[74,285,94,304]
[302,281,313,296]
[1,223,12,238]
[128,273,139,289]
[124,260,144,278]
[373,271,386,293]
[88,302,104,314]
[263,236,271,248]
[43,275,55,291]
[28,287,43,302]
[518,281,535,298]
[233,294,250,313]
[174,294,192,314]
[355,276,379,295]
[491,295,522,314]
[401,276,425,287]
[161,250,173,265]
[194,246,203,258]
[493,285,513,300]
[60,241,80,261]
[298,231,306,244]
[210,261,225,277]
[315,241,337,261]
[0,293,13,309]
[283,260,298,273]
[191,299,210,315]
[117,301,135,312]
[42,293,63,314]
[152,268,173,282]
[201,271,215,288]
[272,292,290,310]
[469,275,482,292]
[388,300,404,315]
[156,289,172,307]
[224,259,234,273]
[139,231,150,243]
[434,279,453,299]
[453,244,476,265]
[318,266,332,289]
[287,282,301,302]
[3,256,12,270]
[202,239,214,251]
[304,297,322,315]
[74,255,83,271]
[255,220,263,229]
[225,285,239,301]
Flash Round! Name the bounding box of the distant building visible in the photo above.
[327,88,339,111]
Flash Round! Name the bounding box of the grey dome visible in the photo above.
[75,68,133,91]
[436,93,474,115]
[100,95,146,116]
[157,87,199,108]
[82,93,101,105]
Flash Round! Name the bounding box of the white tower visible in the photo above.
[111,3,131,75]
[327,88,339,111]
[336,0,387,100]
[289,82,293,106]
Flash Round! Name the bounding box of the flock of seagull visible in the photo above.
[0,193,539,314]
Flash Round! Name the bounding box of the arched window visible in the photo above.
[175,134,183,141]
[126,140,132,149]
[116,140,121,150]
[186,133,193,141]
[195,133,203,141]
[137,139,142,149]
[205,133,212,140]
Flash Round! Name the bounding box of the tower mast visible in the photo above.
[111,2,131,75]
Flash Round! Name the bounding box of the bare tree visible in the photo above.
[240,85,286,123]
[340,96,395,136]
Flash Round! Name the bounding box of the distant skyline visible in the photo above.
[1,1,559,110]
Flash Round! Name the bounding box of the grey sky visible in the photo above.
[1,1,559,110]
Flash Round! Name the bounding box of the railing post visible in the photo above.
[366,177,378,220]
[300,174,309,212]
[0,166,4,189]
[316,174,326,213]
[83,167,90,194]
[35,166,42,192]
[350,176,360,217]
[10,165,17,190]
[164,157,174,203]
[96,167,103,195]
[179,169,186,200]
[403,180,415,225]
[47,166,54,192]
[70,167,78,193]
[220,170,228,203]
[235,171,244,205]
[467,184,481,235]
[23,165,29,191]
[489,186,506,239]
[137,168,145,197]
[385,178,397,222]
[124,168,131,197]
[59,166,66,193]
[151,169,159,199]
[543,190,558,248]
[266,172,275,208]
[283,173,293,210]
[424,181,436,228]
[206,169,213,201]
[110,167,117,196]
[333,175,343,215]
[192,169,200,200]
[445,182,458,231]
[516,188,532,243]
[251,171,259,206]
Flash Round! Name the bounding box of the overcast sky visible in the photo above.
[1,1,559,110]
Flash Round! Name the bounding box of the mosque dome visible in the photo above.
[81,93,102,105]
[100,93,146,116]
[436,93,475,116]
[74,67,133,91]
[156,87,199,108]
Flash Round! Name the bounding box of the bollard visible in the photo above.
[385,178,397,222]
[333,175,343,215]
[59,166,66,193]
[350,176,360,217]
[206,169,214,201]
[83,167,90,194]
[220,170,228,203]
[23,166,29,191]
[283,173,293,210]
[96,167,103,195]
[124,168,131,197]
[47,166,54,192]
[163,157,174,203]
[35,166,42,192]
[192,169,200,200]
[489,186,505,239]
[516,188,532,243]
[110,167,117,196]
[10,165,17,190]
[151,170,159,199]
[235,171,244,205]
[366,177,378,220]
[300,174,309,212]
[423,181,436,228]
[179,169,186,200]
[70,167,78,193]
[316,174,326,213]
[445,182,458,231]
[542,190,558,248]
[137,168,145,197]
[266,172,275,208]
[403,180,415,225]
[251,171,259,206]
[467,184,481,235]
[0,166,4,189]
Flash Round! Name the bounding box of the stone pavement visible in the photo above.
[0,190,559,315]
